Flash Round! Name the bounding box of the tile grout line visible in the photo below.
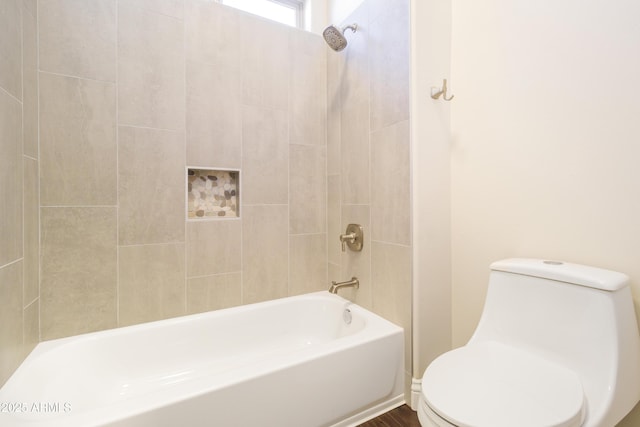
[0,84,23,105]
[367,9,374,311]
[36,0,42,344]
[187,271,242,281]
[0,258,24,271]
[286,26,293,299]
[324,47,329,286]
[338,52,343,291]
[21,0,26,348]
[40,205,118,208]
[239,10,245,308]
[115,0,120,327]
[37,69,116,85]
[183,0,188,315]
[118,123,183,133]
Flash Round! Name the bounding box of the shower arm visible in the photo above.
[343,24,358,34]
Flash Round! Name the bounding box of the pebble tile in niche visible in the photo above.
[187,169,239,219]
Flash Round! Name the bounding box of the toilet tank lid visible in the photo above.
[490,258,629,291]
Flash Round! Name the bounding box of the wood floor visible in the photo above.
[357,404,421,427]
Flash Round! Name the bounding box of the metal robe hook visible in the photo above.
[431,79,454,101]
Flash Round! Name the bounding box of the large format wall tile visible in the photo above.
[289,234,327,295]
[0,89,23,267]
[339,5,369,110]
[186,59,241,168]
[23,298,39,358]
[124,0,184,19]
[0,0,22,100]
[39,0,116,82]
[23,0,37,17]
[327,175,341,265]
[327,51,342,176]
[118,126,185,245]
[118,3,185,130]
[290,31,327,146]
[369,1,410,131]
[0,261,23,387]
[23,0,334,353]
[187,220,241,278]
[337,4,370,207]
[23,157,39,305]
[328,1,413,385]
[371,120,410,245]
[22,6,38,158]
[328,262,340,286]
[290,144,326,234]
[340,100,370,205]
[241,15,290,110]
[118,243,186,326]
[186,0,239,66]
[40,73,116,206]
[371,241,411,371]
[242,105,288,204]
[242,205,288,304]
[41,207,117,340]
[187,272,241,314]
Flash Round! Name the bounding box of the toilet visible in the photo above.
[418,258,640,427]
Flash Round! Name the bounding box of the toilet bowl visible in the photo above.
[418,259,640,427]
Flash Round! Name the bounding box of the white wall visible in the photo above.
[328,0,365,25]
[307,0,360,33]
[451,0,640,423]
[410,0,452,379]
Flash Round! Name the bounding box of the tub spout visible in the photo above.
[329,277,359,294]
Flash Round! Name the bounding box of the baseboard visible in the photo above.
[330,395,405,427]
[410,377,422,410]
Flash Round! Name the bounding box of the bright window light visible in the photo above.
[221,0,301,28]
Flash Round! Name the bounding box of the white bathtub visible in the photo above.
[0,292,404,427]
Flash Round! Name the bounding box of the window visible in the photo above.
[220,0,304,28]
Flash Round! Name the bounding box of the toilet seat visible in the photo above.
[421,341,585,427]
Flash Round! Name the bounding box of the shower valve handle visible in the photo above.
[339,224,364,252]
[339,232,356,252]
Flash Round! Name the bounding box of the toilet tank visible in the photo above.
[469,258,640,427]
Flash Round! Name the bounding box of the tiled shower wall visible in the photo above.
[0,0,412,392]
[0,0,40,386]
[326,0,412,396]
[1,0,328,363]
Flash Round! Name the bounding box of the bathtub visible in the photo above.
[0,292,405,427]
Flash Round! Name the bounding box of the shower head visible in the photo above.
[322,24,358,52]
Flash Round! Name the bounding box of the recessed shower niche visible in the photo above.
[187,168,239,219]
